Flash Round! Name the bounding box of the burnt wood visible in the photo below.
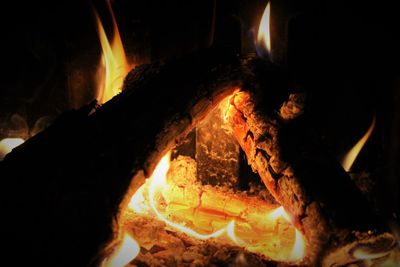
[0,49,394,267]
[224,57,396,266]
[0,48,242,267]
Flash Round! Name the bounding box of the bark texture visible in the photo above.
[0,48,242,267]
[224,77,395,266]
[0,49,394,267]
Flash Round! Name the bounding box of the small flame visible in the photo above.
[123,151,307,263]
[256,2,271,58]
[268,206,292,223]
[268,206,306,261]
[101,233,139,267]
[128,186,148,214]
[145,152,241,241]
[226,220,246,246]
[353,247,391,260]
[341,115,376,171]
[290,229,306,261]
[0,138,24,160]
[94,1,131,104]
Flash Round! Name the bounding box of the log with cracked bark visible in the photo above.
[0,47,395,267]
[224,88,396,266]
[0,48,243,267]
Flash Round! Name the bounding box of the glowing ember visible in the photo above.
[268,206,292,223]
[121,152,306,263]
[256,2,271,58]
[341,115,376,171]
[94,0,131,104]
[0,138,24,160]
[131,153,240,241]
[101,233,139,267]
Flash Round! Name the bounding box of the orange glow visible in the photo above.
[0,138,24,160]
[341,115,376,171]
[94,1,131,104]
[101,232,139,267]
[130,152,239,240]
[257,2,271,57]
[268,206,292,223]
[124,150,306,263]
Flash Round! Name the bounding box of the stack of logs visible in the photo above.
[0,48,395,267]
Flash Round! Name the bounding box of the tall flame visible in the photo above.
[341,115,376,171]
[94,1,131,104]
[256,2,271,58]
[101,233,139,267]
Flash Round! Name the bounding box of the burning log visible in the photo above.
[224,62,396,266]
[0,48,242,267]
[0,47,395,266]
[117,156,299,266]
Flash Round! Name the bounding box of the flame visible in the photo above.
[291,229,306,261]
[341,115,376,171]
[101,233,139,267]
[123,152,306,263]
[353,248,391,260]
[139,152,242,241]
[268,206,292,223]
[94,1,131,104]
[0,138,24,160]
[256,2,271,58]
[105,93,308,264]
[267,206,306,261]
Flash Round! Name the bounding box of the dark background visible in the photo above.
[0,0,399,216]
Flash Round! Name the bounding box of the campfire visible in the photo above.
[0,1,399,267]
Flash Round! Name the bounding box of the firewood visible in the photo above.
[120,156,299,262]
[224,57,396,266]
[0,48,394,267]
[0,48,242,267]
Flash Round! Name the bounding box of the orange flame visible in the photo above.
[256,2,271,58]
[130,152,243,241]
[94,1,131,104]
[125,151,306,263]
[0,138,24,160]
[341,115,376,171]
[101,232,139,267]
[267,206,306,261]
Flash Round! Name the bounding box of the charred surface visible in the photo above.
[0,48,241,267]
[0,50,394,267]
[225,58,396,265]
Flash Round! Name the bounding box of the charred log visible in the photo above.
[0,48,394,267]
[0,48,242,267]
[224,57,396,266]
